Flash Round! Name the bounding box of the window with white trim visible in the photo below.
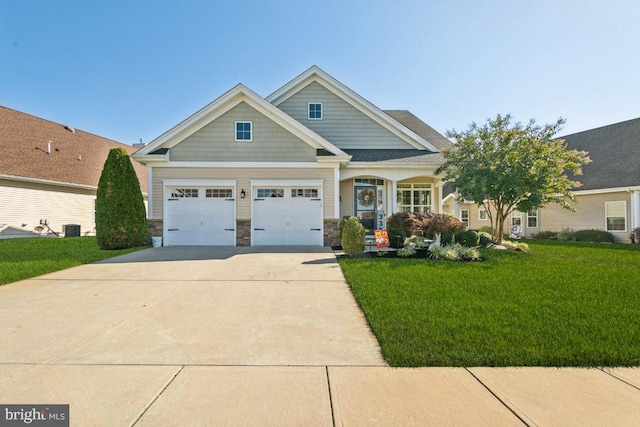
[397,183,432,214]
[527,210,538,228]
[511,211,522,226]
[308,103,322,120]
[479,209,488,220]
[235,121,252,141]
[605,201,626,231]
[461,210,469,227]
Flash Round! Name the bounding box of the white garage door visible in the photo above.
[165,187,235,246]
[252,187,323,246]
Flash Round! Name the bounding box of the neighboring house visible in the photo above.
[0,105,148,238]
[442,117,640,242]
[133,66,452,246]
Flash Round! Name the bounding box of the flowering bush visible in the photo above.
[500,240,530,252]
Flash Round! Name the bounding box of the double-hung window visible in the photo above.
[478,209,488,220]
[605,201,626,231]
[527,210,538,228]
[235,121,252,141]
[460,210,469,227]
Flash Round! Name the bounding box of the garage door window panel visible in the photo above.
[171,188,198,198]
[257,189,284,198]
[291,189,319,198]
[206,188,233,198]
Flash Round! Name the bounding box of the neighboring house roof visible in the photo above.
[0,105,147,193]
[134,83,349,162]
[267,66,441,152]
[561,117,640,191]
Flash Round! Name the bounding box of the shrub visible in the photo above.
[387,228,407,249]
[456,229,480,247]
[423,214,465,238]
[479,231,492,246]
[479,226,493,234]
[397,247,417,257]
[573,229,615,243]
[341,216,365,255]
[429,243,481,261]
[557,228,576,241]
[96,148,148,250]
[501,240,530,253]
[532,230,559,240]
[404,236,429,249]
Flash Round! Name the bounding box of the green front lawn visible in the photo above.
[0,237,148,286]
[339,241,640,367]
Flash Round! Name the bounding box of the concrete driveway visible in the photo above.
[1,246,639,426]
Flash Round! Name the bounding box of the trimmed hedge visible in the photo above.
[341,216,365,255]
[456,229,480,247]
[96,148,148,250]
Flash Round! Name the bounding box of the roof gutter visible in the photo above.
[0,174,148,196]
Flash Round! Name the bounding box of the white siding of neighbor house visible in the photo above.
[0,180,97,238]
[151,167,335,220]
[170,102,316,162]
[277,82,414,150]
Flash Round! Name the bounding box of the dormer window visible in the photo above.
[308,103,322,120]
[235,121,252,141]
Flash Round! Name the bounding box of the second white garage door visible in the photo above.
[252,186,323,246]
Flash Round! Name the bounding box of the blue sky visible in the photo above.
[2,0,639,144]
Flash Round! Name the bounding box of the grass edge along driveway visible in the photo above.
[0,237,148,286]
[339,241,640,368]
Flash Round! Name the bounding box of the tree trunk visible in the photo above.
[494,211,505,243]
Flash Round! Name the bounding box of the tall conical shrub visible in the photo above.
[96,148,148,249]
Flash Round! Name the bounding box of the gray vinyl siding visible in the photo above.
[540,191,632,240]
[277,82,414,150]
[151,167,335,220]
[170,102,316,162]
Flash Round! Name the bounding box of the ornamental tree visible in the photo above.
[436,114,590,243]
[96,148,148,249]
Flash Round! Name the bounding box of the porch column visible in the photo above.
[391,180,398,214]
[633,191,640,229]
[454,190,461,219]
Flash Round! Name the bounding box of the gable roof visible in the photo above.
[562,117,640,191]
[0,105,147,193]
[267,66,441,152]
[384,110,452,151]
[133,83,349,162]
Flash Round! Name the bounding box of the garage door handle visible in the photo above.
[168,228,179,231]
[254,198,265,201]
[311,198,321,201]
[225,228,235,231]
[168,198,178,201]
[311,228,321,231]
[254,228,265,231]
[225,198,235,201]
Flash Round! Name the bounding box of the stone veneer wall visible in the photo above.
[324,219,340,247]
[236,219,251,246]
[148,219,163,239]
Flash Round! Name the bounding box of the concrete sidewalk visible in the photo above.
[0,247,638,426]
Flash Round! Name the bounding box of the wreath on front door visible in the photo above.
[358,189,375,206]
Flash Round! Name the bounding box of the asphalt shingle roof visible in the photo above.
[0,105,147,193]
[561,117,640,191]
[383,110,453,151]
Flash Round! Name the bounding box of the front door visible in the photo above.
[355,186,377,231]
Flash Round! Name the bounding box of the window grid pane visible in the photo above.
[236,122,252,141]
